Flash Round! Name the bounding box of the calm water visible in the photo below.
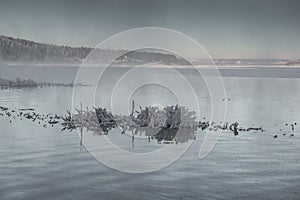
[0,65,300,200]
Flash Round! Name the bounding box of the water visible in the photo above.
[0,65,300,200]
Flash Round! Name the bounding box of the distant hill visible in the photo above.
[1,35,299,66]
[0,35,180,65]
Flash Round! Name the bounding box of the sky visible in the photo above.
[0,0,299,59]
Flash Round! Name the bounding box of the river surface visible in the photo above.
[0,65,300,200]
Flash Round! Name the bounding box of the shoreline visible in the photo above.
[1,61,300,69]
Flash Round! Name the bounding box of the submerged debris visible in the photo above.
[0,106,8,111]
[95,108,117,133]
[229,122,239,136]
[0,77,90,89]
[130,101,151,127]
[1,102,297,144]
[61,110,76,131]
[164,105,181,128]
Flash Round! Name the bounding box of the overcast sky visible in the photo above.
[0,0,299,59]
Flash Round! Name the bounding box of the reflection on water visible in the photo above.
[154,127,196,144]
[120,126,197,145]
